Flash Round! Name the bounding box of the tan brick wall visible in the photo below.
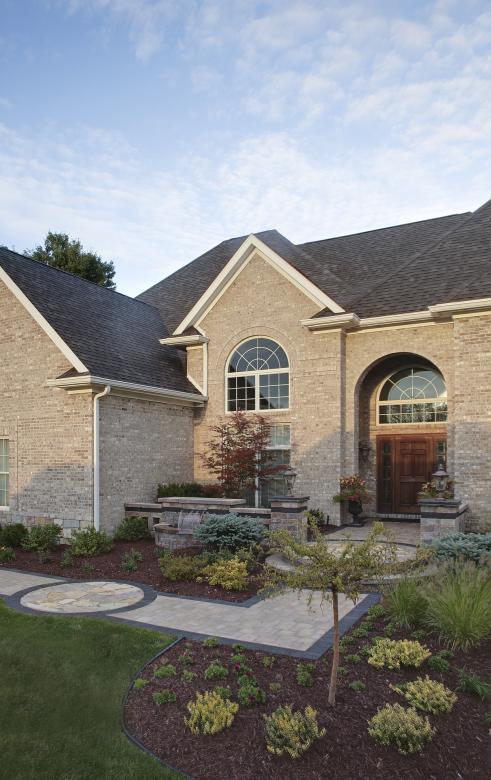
[453,314,491,530]
[186,345,205,392]
[191,252,345,523]
[99,394,194,532]
[0,281,93,529]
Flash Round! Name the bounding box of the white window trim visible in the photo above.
[376,365,448,426]
[224,337,291,414]
[0,439,9,510]
[253,424,291,507]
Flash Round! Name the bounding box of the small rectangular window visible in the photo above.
[0,439,9,508]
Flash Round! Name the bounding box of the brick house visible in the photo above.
[1,199,491,534]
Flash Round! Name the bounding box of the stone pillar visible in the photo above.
[419,498,470,545]
[270,496,309,542]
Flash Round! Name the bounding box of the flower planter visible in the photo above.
[347,499,364,527]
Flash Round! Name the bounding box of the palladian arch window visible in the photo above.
[378,367,447,424]
[226,337,289,412]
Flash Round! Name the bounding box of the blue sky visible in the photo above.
[1,0,491,295]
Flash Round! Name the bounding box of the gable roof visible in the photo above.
[137,212,472,331]
[0,247,198,394]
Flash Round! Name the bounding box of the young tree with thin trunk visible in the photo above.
[201,411,283,498]
[262,521,396,705]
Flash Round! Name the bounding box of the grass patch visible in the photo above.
[0,600,178,779]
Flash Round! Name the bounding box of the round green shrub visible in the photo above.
[194,513,265,552]
[114,516,150,541]
[432,532,491,563]
[368,704,434,754]
[70,527,113,557]
[0,523,27,548]
[21,524,62,552]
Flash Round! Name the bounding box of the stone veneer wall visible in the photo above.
[98,394,195,533]
[191,252,345,523]
[0,281,94,530]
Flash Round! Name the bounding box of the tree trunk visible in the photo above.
[328,588,339,706]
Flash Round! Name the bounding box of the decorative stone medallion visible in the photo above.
[20,581,144,613]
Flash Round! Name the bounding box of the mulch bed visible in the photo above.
[0,540,261,602]
[124,613,491,780]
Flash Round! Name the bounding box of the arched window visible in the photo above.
[378,367,447,424]
[226,337,289,412]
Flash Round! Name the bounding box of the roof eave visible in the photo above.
[46,375,207,406]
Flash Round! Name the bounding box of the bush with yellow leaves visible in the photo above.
[368,703,434,754]
[393,675,457,714]
[201,557,249,591]
[263,705,326,759]
[185,690,238,735]
[368,638,431,670]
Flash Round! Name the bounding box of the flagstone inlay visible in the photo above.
[20,581,144,613]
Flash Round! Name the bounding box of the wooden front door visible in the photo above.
[377,434,447,514]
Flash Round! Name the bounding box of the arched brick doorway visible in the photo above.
[358,354,448,518]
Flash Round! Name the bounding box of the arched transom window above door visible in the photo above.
[378,367,447,424]
[226,337,289,412]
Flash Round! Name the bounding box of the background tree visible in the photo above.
[201,411,284,498]
[26,231,116,288]
[262,521,396,705]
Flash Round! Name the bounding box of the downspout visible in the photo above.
[93,385,111,531]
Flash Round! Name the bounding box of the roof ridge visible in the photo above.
[298,212,470,248]
[0,245,158,310]
[342,206,483,315]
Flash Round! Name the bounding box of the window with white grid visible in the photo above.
[226,338,290,412]
[0,439,9,508]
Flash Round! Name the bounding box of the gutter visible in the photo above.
[46,375,207,406]
[93,385,111,531]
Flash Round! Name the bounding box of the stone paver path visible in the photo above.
[0,569,61,595]
[20,581,144,613]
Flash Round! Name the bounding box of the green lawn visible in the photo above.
[0,601,181,779]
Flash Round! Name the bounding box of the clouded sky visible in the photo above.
[1,0,490,294]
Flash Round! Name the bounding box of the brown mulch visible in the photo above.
[0,540,261,602]
[124,616,491,780]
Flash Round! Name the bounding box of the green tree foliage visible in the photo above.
[262,521,396,705]
[26,231,116,288]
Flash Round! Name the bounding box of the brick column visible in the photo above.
[270,496,309,542]
[419,498,469,544]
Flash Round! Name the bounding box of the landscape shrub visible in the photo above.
[185,691,238,734]
[367,604,385,620]
[157,482,222,498]
[203,637,219,648]
[181,670,197,683]
[394,676,457,714]
[0,523,27,548]
[201,557,248,591]
[154,664,176,679]
[349,680,366,692]
[296,662,315,687]
[384,578,428,629]
[153,690,177,705]
[21,523,62,552]
[231,653,247,664]
[457,668,491,700]
[352,625,370,638]
[204,662,228,681]
[427,654,450,673]
[368,639,431,670]
[269,682,282,694]
[432,532,491,563]
[262,655,275,668]
[194,513,265,552]
[114,516,150,541]
[179,651,195,666]
[344,654,361,664]
[159,555,205,582]
[213,686,232,700]
[264,705,326,759]
[60,549,73,568]
[423,562,491,651]
[368,704,434,754]
[70,527,113,557]
[133,678,149,690]
[0,545,15,562]
[237,679,267,707]
[120,548,143,573]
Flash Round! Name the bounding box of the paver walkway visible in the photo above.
[0,567,377,658]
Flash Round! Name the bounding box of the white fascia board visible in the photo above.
[174,234,344,334]
[46,375,207,406]
[301,313,360,331]
[358,310,434,328]
[429,298,491,317]
[159,334,209,346]
[0,266,88,373]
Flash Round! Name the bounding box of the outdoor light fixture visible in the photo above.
[432,463,449,494]
[359,440,371,463]
[283,467,297,496]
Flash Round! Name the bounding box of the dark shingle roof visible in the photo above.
[0,247,198,394]
[138,213,474,329]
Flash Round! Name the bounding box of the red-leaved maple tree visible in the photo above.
[201,411,284,497]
